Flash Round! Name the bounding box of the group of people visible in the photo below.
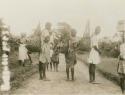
[18,22,78,81]
[17,22,125,93]
[37,23,103,82]
[38,22,78,81]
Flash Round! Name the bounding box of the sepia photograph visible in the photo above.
[0,0,125,95]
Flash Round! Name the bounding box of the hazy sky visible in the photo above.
[0,0,125,37]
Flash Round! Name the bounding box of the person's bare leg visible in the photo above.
[66,66,69,80]
[28,53,32,65]
[43,63,46,79]
[89,63,93,82]
[89,64,91,81]
[56,63,58,72]
[50,62,52,71]
[120,78,125,93]
[39,61,43,80]
[71,68,74,81]
[23,60,25,67]
[46,63,48,70]
[93,64,96,82]
[53,62,56,71]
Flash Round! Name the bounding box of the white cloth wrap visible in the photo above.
[88,35,100,64]
[39,29,51,63]
[18,44,28,62]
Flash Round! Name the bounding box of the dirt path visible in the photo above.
[11,54,123,95]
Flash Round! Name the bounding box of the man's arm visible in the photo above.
[93,46,101,54]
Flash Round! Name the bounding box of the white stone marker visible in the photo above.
[0,23,11,92]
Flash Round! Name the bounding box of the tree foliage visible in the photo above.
[27,23,41,52]
[78,37,91,53]
[99,42,120,58]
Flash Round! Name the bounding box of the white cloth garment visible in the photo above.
[39,29,51,63]
[18,44,28,62]
[88,35,100,64]
[50,32,55,57]
[117,43,125,74]
[39,43,50,63]
[59,53,66,64]
[50,49,53,58]
[50,32,55,45]
[120,43,125,59]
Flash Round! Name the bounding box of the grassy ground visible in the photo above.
[77,52,120,84]
[0,52,38,90]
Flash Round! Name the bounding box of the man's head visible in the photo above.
[94,26,101,35]
[45,22,52,30]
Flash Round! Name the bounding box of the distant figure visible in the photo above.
[49,31,55,71]
[51,39,60,72]
[39,22,51,80]
[88,26,101,83]
[65,29,78,81]
[117,34,125,93]
[18,40,29,67]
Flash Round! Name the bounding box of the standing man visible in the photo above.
[117,32,125,93]
[88,26,101,83]
[65,29,78,81]
[51,38,60,72]
[39,22,51,80]
[49,30,55,71]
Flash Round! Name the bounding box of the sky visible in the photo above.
[0,0,125,37]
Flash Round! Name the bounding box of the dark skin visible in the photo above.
[66,30,78,81]
[93,46,101,55]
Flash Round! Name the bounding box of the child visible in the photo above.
[39,22,51,80]
[51,39,60,72]
[49,31,54,71]
[18,40,29,67]
[65,29,78,81]
[50,47,53,70]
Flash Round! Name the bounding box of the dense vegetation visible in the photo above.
[99,42,120,58]
[0,21,38,90]
[78,38,120,58]
[78,37,91,52]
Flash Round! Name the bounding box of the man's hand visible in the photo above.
[93,46,101,55]
[98,50,101,55]
[44,36,50,43]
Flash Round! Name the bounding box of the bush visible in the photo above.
[99,42,120,58]
[78,38,120,58]
[78,38,91,52]
[26,44,40,52]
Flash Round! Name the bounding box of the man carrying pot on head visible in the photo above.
[39,22,51,80]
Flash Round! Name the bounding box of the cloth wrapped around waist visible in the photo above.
[88,48,100,64]
[65,49,77,65]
